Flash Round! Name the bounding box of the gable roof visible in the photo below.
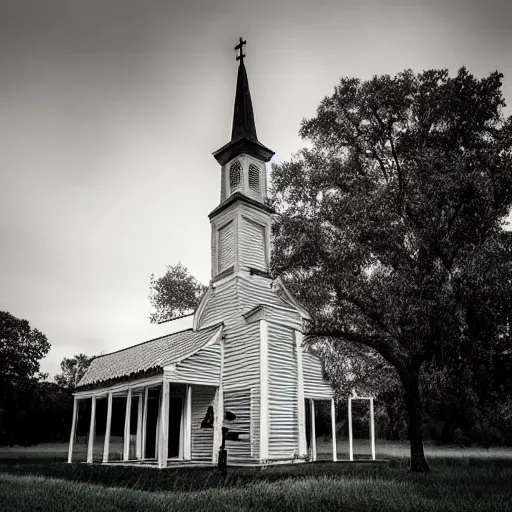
[77,323,223,388]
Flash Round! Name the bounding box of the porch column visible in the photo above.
[370,397,376,460]
[179,397,185,459]
[123,388,132,461]
[295,331,307,457]
[67,396,78,463]
[158,379,170,468]
[87,396,96,463]
[136,393,143,459]
[259,319,269,460]
[348,397,354,461]
[213,339,225,463]
[155,389,161,457]
[309,399,316,462]
[331,398,337,462]
[141,387,149,459]
[102,392,113,462]
[184,384,192,460]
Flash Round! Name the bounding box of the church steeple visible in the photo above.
[209,39,275,280]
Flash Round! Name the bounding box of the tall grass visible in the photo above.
[1,442,512,511]
[1,460,511,512]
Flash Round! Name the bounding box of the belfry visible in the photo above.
[69,40,336,467]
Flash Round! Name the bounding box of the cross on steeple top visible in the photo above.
[235,37,246,63]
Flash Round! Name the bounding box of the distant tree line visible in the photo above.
[0,311,92,446]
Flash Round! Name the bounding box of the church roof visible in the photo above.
[77,323,223,388]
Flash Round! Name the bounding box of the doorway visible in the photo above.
[168,397,183,458]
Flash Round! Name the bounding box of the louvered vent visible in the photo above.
[218,222,235,271]
[229,160,242,193]
[248,164,260,193]
[241,217,266,271]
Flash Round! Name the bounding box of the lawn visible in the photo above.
[1,440,512,511]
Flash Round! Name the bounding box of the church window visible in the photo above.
[229,160,242,193]
[248,164,260,193]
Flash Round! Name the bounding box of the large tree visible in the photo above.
[271,67,512,471]
[148,262,207,323]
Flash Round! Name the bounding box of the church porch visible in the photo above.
[68,377,222,469]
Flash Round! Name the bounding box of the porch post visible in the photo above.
[155,388,161,457]
[348,397,354,461]
[184,384,192,460]
[295,331,307,457]
[259,319,269,460]
[370,397,376,460]
[67,396,78,463]
[87,396,96,463]
[331,398,337,462]
[213,338,225,463]
[158,379,169,468]
[136,393,143,459]
[102,392,113,462]
[309,399,316,461]
[123,388,132,461]
[141,386,149,459]
[179,396,185,459]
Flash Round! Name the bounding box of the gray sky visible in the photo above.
[1,0,511,379]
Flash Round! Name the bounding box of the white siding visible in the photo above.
[303,352,333,399]
[223,322,260,390]
[267,322,298,459]
[251,388,260,458]
[198,279,239,328]
[191,385,216,462]
[240,216,266,271]
[171,344,221,386]
[223,390,252,463]
[219,222,235,271]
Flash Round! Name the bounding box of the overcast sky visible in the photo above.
[1,0,511,379]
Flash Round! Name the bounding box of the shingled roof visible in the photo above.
[77,323,223,388]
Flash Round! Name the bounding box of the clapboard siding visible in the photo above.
[268,322,298,458]
[191,385,216,461]
[237,276,295,312]
[223,321,260,390]
[198,279,239,329]
[303,352,333,399]
[251,388,260,458]
[224,390,252,462]
[171,344,221,386]
[240,216,266,271]
[219,221,235,272]
[265,307,302,330]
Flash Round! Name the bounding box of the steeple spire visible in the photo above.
[213,38,274,166]
[231,38,258,142]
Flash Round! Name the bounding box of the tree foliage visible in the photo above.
[0,311,50,384]
[148,262,207,323]
[55,354,93,389]
[271,67,512,471]
[0,311,51,445]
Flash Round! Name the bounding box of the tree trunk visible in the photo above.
[401,366,430,472]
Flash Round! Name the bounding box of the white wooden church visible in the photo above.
[68,40,336,468]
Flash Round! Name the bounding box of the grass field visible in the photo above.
[1,439,512,511]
